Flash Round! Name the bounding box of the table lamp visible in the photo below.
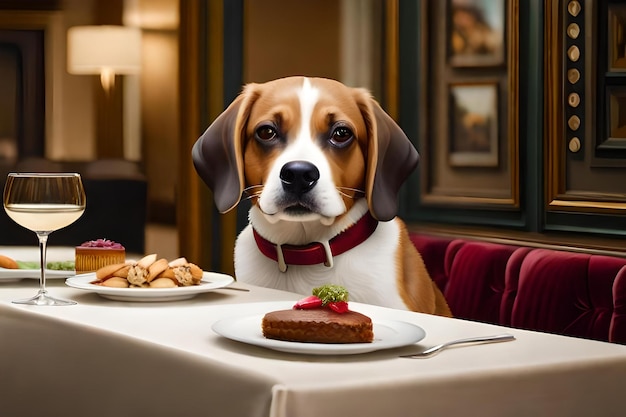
[67,25,142,93]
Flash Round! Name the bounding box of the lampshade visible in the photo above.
[67,25,142,91]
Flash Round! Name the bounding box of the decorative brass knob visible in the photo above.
[568,1,581,17]
[567,69,580,84]
[568,93,580,107]
[568,45,580,62]
[567,23,580,39]
[569,137,581,153]
[568,115,581,131]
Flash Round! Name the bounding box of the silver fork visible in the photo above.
[399,333,516,358]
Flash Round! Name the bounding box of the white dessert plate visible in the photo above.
[65,271,234,302]
[212,315,426,355]
[0,268,75,282]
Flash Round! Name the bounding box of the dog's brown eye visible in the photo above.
[255,125,278,142]
[330,126,354,148]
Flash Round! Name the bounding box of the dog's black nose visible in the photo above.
[280,161,320,195]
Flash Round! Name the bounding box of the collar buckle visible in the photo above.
[320,240,333,268]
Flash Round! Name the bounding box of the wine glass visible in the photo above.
[3,173,86,306]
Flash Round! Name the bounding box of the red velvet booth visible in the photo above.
[410,234,626,344]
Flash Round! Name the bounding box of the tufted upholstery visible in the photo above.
[510,249,626,342]
[444,240,518,324]
[611,268,626,343]
[411,234,451,291]
[410,234,626,344]
[500,247,534,326]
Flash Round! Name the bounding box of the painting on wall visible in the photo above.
[609,4,626,72]
[448,0,506,67]
[448,82,499,167]
[608,87,626,140]
[594,2,626,159]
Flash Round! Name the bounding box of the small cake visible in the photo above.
[75,239,125,274]
[262,284,374,344]
[262,309,373,344]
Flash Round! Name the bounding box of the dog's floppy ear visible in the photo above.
[192,87,260,213]
[358,93,419,221]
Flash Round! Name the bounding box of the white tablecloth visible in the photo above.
[1,247,626,417]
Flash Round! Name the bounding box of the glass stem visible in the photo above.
[37,232,50,295]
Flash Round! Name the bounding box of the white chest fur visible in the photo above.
[234,210,408,310]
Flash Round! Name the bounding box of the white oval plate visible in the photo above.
[65,272,234,302]
[0,268,75,282]
[212,315,426,355]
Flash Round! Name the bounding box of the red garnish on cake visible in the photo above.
[293,284,350,314]
[327,301,349,313]
[80,239,125,249]
[294,295,323,309]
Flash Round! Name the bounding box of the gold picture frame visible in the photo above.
[448,82,499,167]
[609,4,626,72]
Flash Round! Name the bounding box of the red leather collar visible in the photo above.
[253,212,378,269]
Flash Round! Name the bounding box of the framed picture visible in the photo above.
[603,87,626,149]
[448,0,506,67]
[596,87,626,156]
[609,4,626,72]
[448,83,499,167]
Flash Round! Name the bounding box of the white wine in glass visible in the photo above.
[3,173,86,305]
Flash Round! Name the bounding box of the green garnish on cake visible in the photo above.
[313,284,349,304]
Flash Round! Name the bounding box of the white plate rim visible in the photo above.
[64,271,234,301]
[0,268,75,281]
[212,314,426,355]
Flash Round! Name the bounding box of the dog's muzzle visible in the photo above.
[280,161,319,196]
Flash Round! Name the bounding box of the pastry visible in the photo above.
[92,254,203,288]
[166,257,204,286]
[262,284,374,344]
[75,239,125,274]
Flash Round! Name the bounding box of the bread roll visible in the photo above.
[0,255,19,269]
[95,263,128,280]
[100,277,130,288]
[149,277,177,288]
[112,265,131,278]
[147,258,169,282]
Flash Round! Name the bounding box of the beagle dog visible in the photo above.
[193,76,451,316]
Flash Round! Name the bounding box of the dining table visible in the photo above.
[1,246,626,417]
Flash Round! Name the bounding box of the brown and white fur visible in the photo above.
[193,76,451,316]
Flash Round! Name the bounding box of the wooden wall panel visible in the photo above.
[545,0,626,217]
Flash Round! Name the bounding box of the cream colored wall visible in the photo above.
[243,0,382,96]
[127,0,180,216]
[141,30,179,210]
[49,0,97,161]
